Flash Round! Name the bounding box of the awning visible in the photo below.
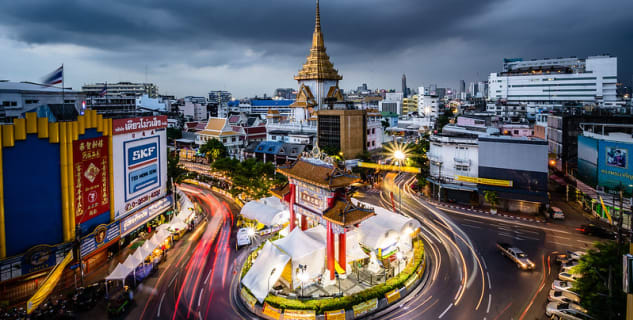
[240,200,289,226]
[576,179,598,199]
[550,175,568,186]
[241,241,291,303]
[105,263,133,281]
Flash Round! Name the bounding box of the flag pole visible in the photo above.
[62,63,65,119]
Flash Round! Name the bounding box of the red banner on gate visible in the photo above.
[73,136,110,225]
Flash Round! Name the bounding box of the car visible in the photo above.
[561,261,580,274]
[548,289,581,304]
[236,228,252,248]
[558,272,582,282]
[568,251,586,261]
[550,207,565,220]
[552,280,576,293]
[496,242,535,270]
[545,302,593,319]
[576,224,615,239]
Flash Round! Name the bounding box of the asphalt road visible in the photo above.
[357,173,603,320]
[129,184,244,320]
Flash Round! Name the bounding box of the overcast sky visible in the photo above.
[1,0,632,98]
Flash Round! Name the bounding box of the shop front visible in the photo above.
[119,196,173,248]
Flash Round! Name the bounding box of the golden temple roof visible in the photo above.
[277,159,359,190]
[323,199,375,226]
[294,0,342,81]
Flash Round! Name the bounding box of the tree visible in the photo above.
[483,191,498,209]
[167,151,186,192]
[199,138,228,162]
[435,109,454,132]
[381,119,390,131]
[166,127,182,141]
[573,241,626,319]
[211,157,287,200]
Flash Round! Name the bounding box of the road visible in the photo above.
[129,184,245,320]
[357,173,602,320]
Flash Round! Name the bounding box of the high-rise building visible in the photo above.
[489,55,618,107]
[317,109,366,158]
[459,80,466,95]
[82,82,158,97]
[0,81,85,124]
[402,74,408,98]
[274,88,295,99]
[208,90,232,104]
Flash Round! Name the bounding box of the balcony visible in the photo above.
[454,158,471,165]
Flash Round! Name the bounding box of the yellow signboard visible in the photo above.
[284,309,316,320]
[240,288,257,309]
[385,289,401,304]
[262,303,282,319]
[358,162,421,174]
[455,175,513,187]
[27,250,73,314]
[324,309,345,320]
[353,298,378,317]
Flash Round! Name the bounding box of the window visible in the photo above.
[372,128,375,134]
[222,138,227,143]
[513,130,519,134]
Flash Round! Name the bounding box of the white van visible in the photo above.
[551,207,565,220]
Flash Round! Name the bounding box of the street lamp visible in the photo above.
[396,251,403,276]
[297,264,308,298]
[268,268,277,295]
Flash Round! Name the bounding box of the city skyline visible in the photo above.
[0,0,632,98]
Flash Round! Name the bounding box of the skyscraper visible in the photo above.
[402,74,408,98]
[459,80,466,94]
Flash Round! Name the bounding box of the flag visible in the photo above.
[27,250,73,314]
[42,65,63,85]
[99,83,107,96]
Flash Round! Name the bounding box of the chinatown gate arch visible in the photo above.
[272,150,375,281]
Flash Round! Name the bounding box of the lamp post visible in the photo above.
[393,150,406,213]
[297,264,308,298]
[268,268,277,295]
[396,251,403,276]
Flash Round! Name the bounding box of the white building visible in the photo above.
[366,108,383,150]
[195,117,246,159]
[488,55,618,107]
[0,81,85,123]
[180,101,207,121]
[379,93,403,115]
[427,134,479,201]
[82,82,158,97]
[418,95,439,118]
[136,94,167,111]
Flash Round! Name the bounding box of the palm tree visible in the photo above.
[483,190,499,213]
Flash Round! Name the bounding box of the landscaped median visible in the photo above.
[238,239,426,319]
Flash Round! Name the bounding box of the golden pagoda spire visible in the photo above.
[295,0,342,81]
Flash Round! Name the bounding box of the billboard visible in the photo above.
[113,116,168,220]
[598,139,633,189]
[73,136,110,225]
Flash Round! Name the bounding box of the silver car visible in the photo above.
[548,289,581,304]
[545,301,593,319]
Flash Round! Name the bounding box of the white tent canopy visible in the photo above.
[259,197,286,211]
[352,199,421,252]
[240,200,289,226]
[304,224,327,244]
[273,228,326,283]
[241,241,291,303]
[344,229,368,262]
[105,263,133,281]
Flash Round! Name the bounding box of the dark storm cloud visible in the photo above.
[0,0,632,95]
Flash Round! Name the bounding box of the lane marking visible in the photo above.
[438,303,453,319]
[487,294,492,313]
[577,239,595,244]
[486,272,491,289]
[198,288,204,307]
[550,235,570,239]
[204,266,213,284]
[168,272,179,287]
[464,218,486,224]
[157,292,166,317]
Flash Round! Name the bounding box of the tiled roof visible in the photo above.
[204,118,227,131]
[251,99,294,107]
[276,159,359,190]
[271,184,290,199]
[323,199,375,226]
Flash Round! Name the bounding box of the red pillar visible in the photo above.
[289,184,296,231]
[326,221,335,280]
[338,231,346,273]
[301,215,307,231]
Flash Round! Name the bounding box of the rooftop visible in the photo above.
[277,159,359,190]
[323,199,375,226]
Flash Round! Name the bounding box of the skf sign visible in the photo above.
[128,143,158,167]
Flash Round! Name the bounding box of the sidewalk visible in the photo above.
[422,196,547,224]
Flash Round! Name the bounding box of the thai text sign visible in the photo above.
[73,136,110,225]
[358,162,421,173]
[455,175,513,187]
[112,116,167,135]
